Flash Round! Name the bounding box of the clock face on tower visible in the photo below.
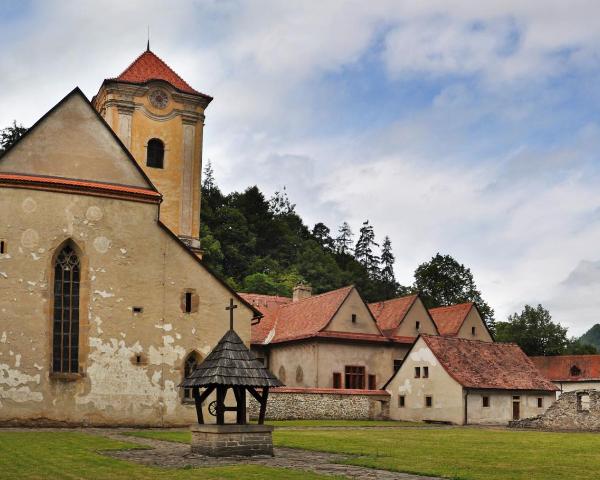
[149,89,169,109]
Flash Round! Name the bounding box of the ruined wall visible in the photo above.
[247,388,390,420]
[510,389,600,430]
[0,187,253,426]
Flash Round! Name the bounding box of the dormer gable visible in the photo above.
[325,287,381,335]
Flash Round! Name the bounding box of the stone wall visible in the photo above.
[191,424,274,457]
[510,389,600,430]
[248,387,390,420]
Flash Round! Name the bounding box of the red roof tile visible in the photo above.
[530,355,600,382]
[429,303,473,337]
[0,173,161,203]
[369,294,418,336]
[421,335,558,391]
[239,293,292,344]
[111,50,209,97]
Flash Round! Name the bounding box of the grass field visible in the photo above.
[127,425,600,480]
[0,431,332,480]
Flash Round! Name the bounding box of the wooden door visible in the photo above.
[512,400,520,420]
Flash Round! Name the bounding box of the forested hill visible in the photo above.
[199,162,403,302]
[580,324,600,351]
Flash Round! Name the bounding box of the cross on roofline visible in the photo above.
[226,298,237,330]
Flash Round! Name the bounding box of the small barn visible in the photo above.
[385,335,558,425]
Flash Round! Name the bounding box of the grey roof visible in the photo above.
[180,329,284,388]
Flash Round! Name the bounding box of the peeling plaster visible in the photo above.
[0,362,43,403]
[148,335,186,366]
[155,323,173,332]
[0,332,6,343]
[0,272,7,279]
[409,347,438,366]
[94,290,114,299]
[397,379,413,394]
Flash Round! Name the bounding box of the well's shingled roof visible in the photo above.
[368,294,418,336]
[428,302,473,336]
[111,50,210,97]
[530,355,600,382]
[422,335,558,391]
[181,329,283,388]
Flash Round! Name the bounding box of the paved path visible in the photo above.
[92,429,442,480]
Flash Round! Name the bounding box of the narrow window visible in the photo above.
[183,352,200,400]
[415,321,420,330]
[482,396,490,407]
[132,306,143,314]
[368,374,377,390]
[423,366,429,378]
[537,397,543,408]
[393,359,403,372]
[345,366,365,389]
[351,313,357,323]
[0,240,5,254]
[52,244,80,374]
[184,292,192,313]
[333,372,342,389]
[146,138,164,168]
[577,393,590,412]
[471,326,476,335]
[414,366,421,378]
[425,395,433,408]
[136,354,142,364]
[399,395,405,408]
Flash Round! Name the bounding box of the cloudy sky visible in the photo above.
[2,0,600,334]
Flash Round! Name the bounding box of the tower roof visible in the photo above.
[181,330,283,388]
[109,49,211,98]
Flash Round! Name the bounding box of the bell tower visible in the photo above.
[92,47,212,253]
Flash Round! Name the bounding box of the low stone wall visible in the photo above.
[510,389,600,431]
[248,387,390,420]
[191,424,274,456]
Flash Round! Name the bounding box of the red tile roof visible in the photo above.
[429,303,473,336]
[239,293,292,344]
[111,50,209,97]
[421,335,558,391]
[369,294,418,336]
[530,355,600,382]
[0,173,161,204]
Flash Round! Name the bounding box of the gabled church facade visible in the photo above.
[0,50,258,426]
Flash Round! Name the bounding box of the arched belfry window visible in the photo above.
[146,138,164,168]
[183,352,201,400]
[52,244,81,374]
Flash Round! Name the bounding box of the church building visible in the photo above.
[0,49,259,426]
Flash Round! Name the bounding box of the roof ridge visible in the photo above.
[279,285,353,309]
[368,293,418,306]
[429,302,474,311]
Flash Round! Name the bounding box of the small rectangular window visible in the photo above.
[333,372,342,389]
[471,326,476,335]
[368,374,377,390]
[185,292,193,313]
[483,396,490,407]
[537,397,543,408]
[0,240,5,254]
[425,395,433,408]
[351,313,357,323]
[393,359,403,372]
[423,366,429,378]
[399,395,405,407]
[132,306,143,314]
[414,366,421,378]
[415,321,420,330]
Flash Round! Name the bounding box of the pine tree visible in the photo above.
[354,220,380,277]
[0,120,27,157]
[202,159,216,192]
[335,222,354,255]
[269,187,296,215]
[312,222,334,250]
[380,236,395,283]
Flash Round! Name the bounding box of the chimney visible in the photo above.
[293,283,312,303]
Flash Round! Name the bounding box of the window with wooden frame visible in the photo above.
[482,396,490,407]
[183,352,201,401]
[52,244,80,374]
[146,138,165,168]
[398,395,405,407]
[345,366,365,389]
[368,374,377,390]
[414,366,421,378]
[423,366,429,378]
[425,395,433,408]
[333,372,342,389]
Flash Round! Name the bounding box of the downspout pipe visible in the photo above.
[464,389,469,425]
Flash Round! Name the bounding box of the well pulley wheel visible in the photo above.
[208,400,218,417]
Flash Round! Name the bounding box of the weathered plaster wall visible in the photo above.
[395,298,437,337]
[266,342,318,388]
[0,187,253,426]
[247,389,390,420]
[466,390,553,424]
[555,381,600,398]
[387,337,464,424]
[325,289,379,335]
[456,309,493,342]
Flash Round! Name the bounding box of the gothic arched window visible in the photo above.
[183,352,201,400]
[52,244,81,374]
[146,138,164,168]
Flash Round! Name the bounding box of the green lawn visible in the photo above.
[128,425,600,480]
[0,431,331,480]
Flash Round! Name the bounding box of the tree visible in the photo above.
[354,220,380,277]
[335,222,354,255]
[269,187,296,215]
[202,159,216,192]
[413,253,495,331]
[0,121,27,156]
[565,339,598,355]
[579,324,600,351]
[312,222,334,250]
[495,304,569,356]
[380,236,395,283]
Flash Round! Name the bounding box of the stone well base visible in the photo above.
[190,424,275,457]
